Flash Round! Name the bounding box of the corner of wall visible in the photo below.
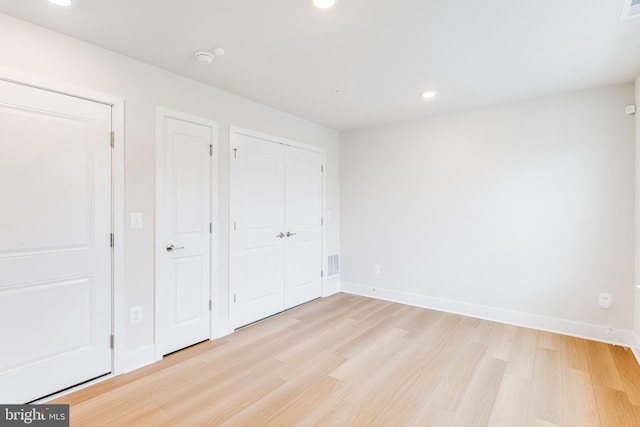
[323,276,341,297]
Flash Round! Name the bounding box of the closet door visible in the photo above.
[284,147,323,309]
[230,129,323,328]
[230,133,285,328]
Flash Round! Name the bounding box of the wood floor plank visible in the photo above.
[450,356,507,427]
[538,331,564,350]
[528,347,563,425]
[485,322,519,361]
[562,367,600,427]
[609,345,640,406]
[45,293,640,426]
[527,417,562,427]
[593,385,640,427]
[561,335,590,372]
[409,402,455,427]
[487,373,531,427]
[506,327,539,380]
[584,340,624,391]
[430,341,488,411]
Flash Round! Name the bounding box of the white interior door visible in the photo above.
[0,80,112,403]
[230,130,323,328]
[284,147,323,308]
[230,134,285,328]
[157,115,213,356]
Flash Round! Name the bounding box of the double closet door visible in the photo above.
[230,130,323,328]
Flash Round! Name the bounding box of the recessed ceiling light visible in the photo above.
[313,0,336,9]
[48,0,71,6]
[422,91,438,99]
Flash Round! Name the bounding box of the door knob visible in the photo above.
[286,232,297,237]
[276,232,285,239]
[166,244,185,252]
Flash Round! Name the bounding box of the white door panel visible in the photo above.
[0,80,112,403]
[230,130,322,328]
[158,116,213,356]
[284,147,323,308]
[230,134,285,327]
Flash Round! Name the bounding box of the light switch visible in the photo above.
[131,212,143,229]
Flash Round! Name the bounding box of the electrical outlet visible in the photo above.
[130,306,143,324]
[598,293,612,310]
[373,264,381,275]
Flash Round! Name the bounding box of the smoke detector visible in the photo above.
[194,48,225,65]
[194,51,214,64]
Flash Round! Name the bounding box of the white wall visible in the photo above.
[635,74,640,356]
[341,84,635,339]
[0,13,340,366]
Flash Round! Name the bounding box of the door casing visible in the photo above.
[0,69,125,380]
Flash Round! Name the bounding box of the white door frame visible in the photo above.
[0,67,126,376]
[229,125,326,327]
[155,107,219,360]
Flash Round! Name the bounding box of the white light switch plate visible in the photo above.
[131,212,143,229]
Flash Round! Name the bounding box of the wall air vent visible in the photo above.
[327,254,340,277]
[621,0,640,20]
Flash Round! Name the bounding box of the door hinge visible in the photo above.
[321,270,324,278]
[321,165,324,173]
[233,221,237,231]
[321,218,324,225]
[110,131,115,148]
[110,334,114,349]
[209,145,213,157]
[233,293,237,303]
[110,233,114,248]
[209,300,212,311]
[209,223,212,234]
[233,148,238,159]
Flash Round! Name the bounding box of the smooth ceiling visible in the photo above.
[0,0,639,131]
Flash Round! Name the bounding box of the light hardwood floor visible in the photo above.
[51,293,640,426]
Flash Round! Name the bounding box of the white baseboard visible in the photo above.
[212,320,234,340]
[341,281,634,348]
[631,332,640,365]
[123,344,157,373]
[323,278,341,297]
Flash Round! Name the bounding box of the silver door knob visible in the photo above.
[286,232,297,237]
[166,244,185,252]
[276,232,285,239]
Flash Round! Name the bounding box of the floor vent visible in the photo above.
[621,0,640,20]
[327,254,340,277]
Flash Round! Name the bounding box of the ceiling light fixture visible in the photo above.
[313,0,336,9]
[194,51,215,65]
[48,0,71,5]
[422,91,438,99]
